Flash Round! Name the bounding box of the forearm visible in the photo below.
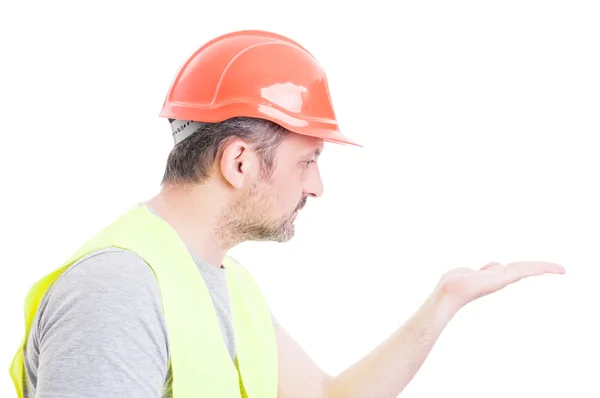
[325,288,460,398]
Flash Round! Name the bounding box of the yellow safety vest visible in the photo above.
[9,204,278,397]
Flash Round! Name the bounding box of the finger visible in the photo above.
[503,261,565,282]
[508,261,565,275]
[480,262,503,271]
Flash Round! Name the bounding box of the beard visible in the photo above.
[218,182,307,246]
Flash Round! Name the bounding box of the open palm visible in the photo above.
[437,261,566,308]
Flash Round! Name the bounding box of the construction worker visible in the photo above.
[10,30,565,398]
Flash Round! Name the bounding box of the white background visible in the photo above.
[1,1,598,397]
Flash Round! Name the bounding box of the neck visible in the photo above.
[144,183,231,268]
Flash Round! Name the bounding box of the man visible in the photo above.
[10,30,564,398]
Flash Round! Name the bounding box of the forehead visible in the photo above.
[279,132,324,155]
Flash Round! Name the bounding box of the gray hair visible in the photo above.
[161,117,290,185]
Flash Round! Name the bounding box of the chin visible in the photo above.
[274,223,296,243]
[277,227,295,242]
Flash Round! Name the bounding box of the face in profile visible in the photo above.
[226,133,324,243]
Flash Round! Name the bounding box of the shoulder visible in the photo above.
[34,246,167,334]
[37,247,164,326]
[60,247,158,286]
[24,247,170,396]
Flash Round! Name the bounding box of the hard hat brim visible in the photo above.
[160,101,363,148]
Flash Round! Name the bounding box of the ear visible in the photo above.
[219,139,258,189]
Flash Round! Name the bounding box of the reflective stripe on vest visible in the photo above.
[10,204,278,397]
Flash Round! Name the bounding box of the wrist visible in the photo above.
[427,286,462,326]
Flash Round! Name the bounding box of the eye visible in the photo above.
[304,159,315,167]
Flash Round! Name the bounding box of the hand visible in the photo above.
[436,261,566,310]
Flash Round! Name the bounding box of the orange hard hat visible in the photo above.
[159,30,362,147]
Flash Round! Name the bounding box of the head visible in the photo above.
[162,117,324,245]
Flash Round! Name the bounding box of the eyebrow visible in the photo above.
[302,147,323,159]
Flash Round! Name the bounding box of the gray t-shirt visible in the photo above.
[22,243,274,397]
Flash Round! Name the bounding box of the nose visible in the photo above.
[303,166,324,198]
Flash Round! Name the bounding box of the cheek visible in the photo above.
[274,176,303,208]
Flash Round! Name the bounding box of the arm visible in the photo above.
[275,286,455,398]
[276,261,565,398]
[27,249,169,397]
[324,287,457,398]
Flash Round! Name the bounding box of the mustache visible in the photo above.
[296,197,307,211]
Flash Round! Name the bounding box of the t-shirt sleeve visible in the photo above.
[25,249,170,398]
